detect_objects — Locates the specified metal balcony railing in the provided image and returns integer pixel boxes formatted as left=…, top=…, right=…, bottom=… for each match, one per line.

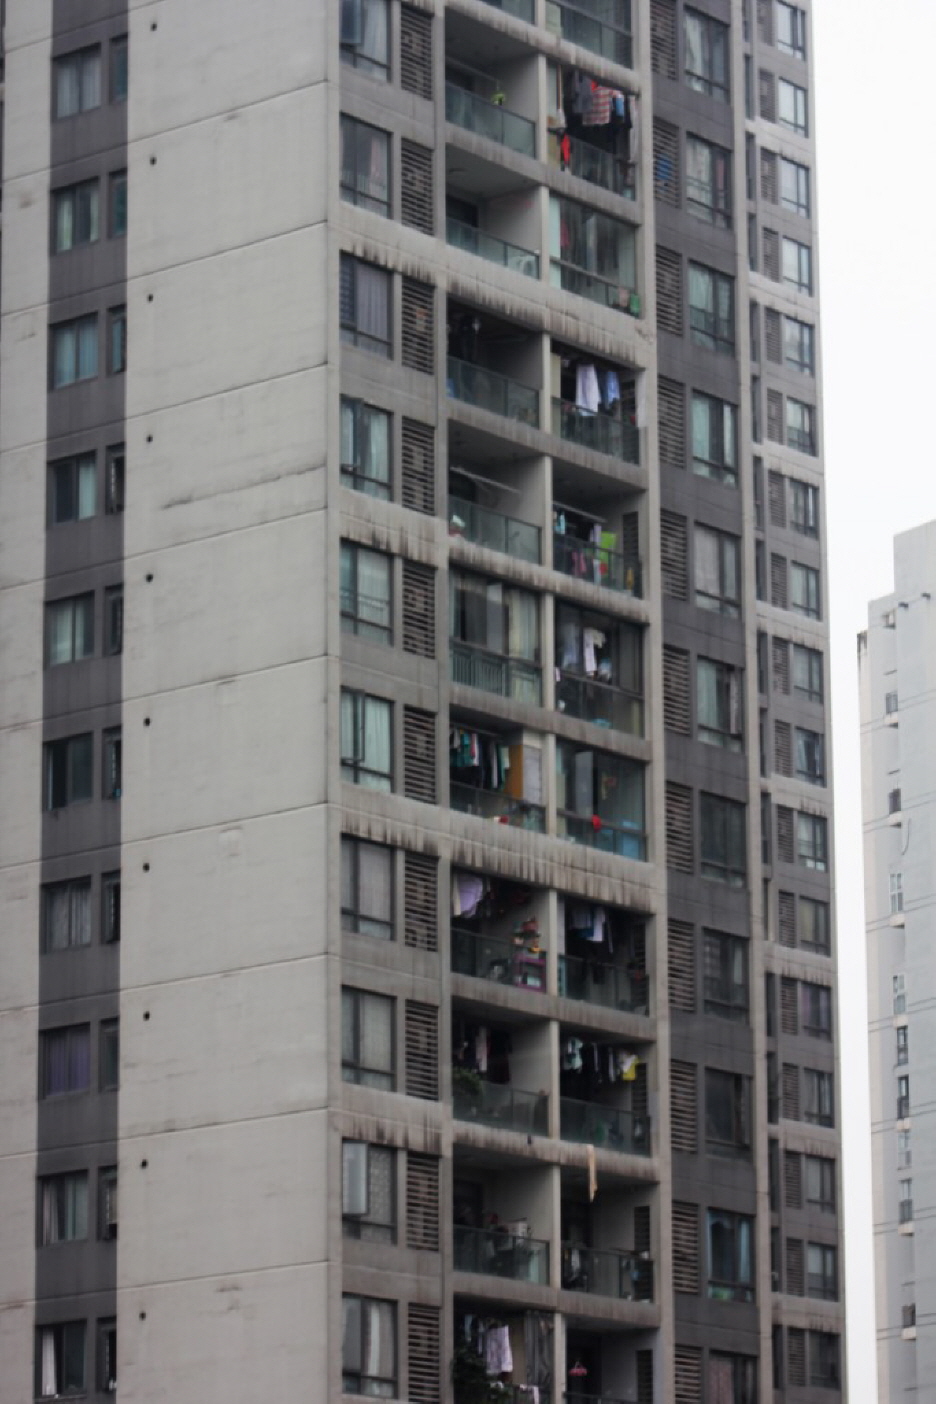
left=551, top=397, right=639, bottom=464
left=448, top=355, right=540, bottom=425
left=558, top=132, right=635, bottom=200
left=559, top=1097, right=650, bottom=1155
left=450, top=782, right=546, bottom=832
left=552, top=533, right=642, bottom=597
left=450, top=640, right=542, bottom=705
left=561, top=1243, right=653, bottom=1301
left=551, top=260, right=638, bottom=315
left=555, top=671, right=643, bottom=735
left=452, top=927, right=547, bottom=989
left=448, top=494, right=541, bottom=563
left=447, top=217, right=540, bottom=279
left=558, top=954, right=648, bottom=1013
left=454, top=1224, right=550, bottom=1284
left=453, top=1078, right=549, bottom=1135
left=556, top=811, right=646, bottom=861
left=445, top=82, right=536, bottom=158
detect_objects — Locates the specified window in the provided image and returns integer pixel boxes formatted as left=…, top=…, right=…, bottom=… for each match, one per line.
left=104, top=586, right=124, bottom=656
left=689, top=263, right=734, bottom=353
left=341, top=397, right=391, bottom=499
left=53, top=180, right=100, bottom=252
left=803, top=1068, right=834, bottom=1127
left=808, top=1332, right=840, bottom=1389
left=44, top=734, right=94, bottom=809
left=99, top=1167, right=118, bottom=1240
left=805, top=1155, right=835, bottom=1213
left=790, top=479, right=819, bottom=535
left=899, top=1178, right=913, bottom=1221
left=896, top=1026, right=909, bottom=1066
left=889, top=872, right=904, bottom=915
left=897, top=1073, right=910, bottom=1120
left=52, top=315, right=98, bottom=388
left=707, top=1209, right=754, bottom=1302
left=341, top=836, right=393, bottom=939
left=342, top=988, right=394, bottom=1089
left=796, top=812, right=827, bottom=870
left=39, top=1172, right=88, bottom=1244
left=100, top=1020, right=119, bottom=1090
left=703, top=931, right=749, bottom=1021
left=780, top=157, right=810, bottom=216
left=793, top=645, right=822, bottom=702
left=556, top=742, right=647, bottom=860
left=776, top=2, right=807, bottom=57
left=340, top=116, right=391, bottom=215
left=46, top=594, right=94, bottom=667
left=340, top=542, right=392, bottom=643
left=450, top=570, right=541, bottom=703
left=342, top=1295, right=396, bottom=1397
left=685, top=137, right=731, bottom=227
left=694, top=525, right=740, bottom=616
left=782, top=320, right=815, bottom=379
left=684, top=9, right=729, bottom=100
left=801, top=982, right=832, bottom=1038
left=103, top=728, right=122, bottom=800
left=102, top=873, right=121, bottom=943
left=697, top=658, right=743, bottom=750
left=98, top=1318, right=117, bottom=1393
left=342, top=1142, right=396, bottom=1242
left=340, top=0, right=390, bottom=80
left=36, top=1321, right=86, bottom=1398
left=782, top=236, right=812, bottom=292
left=50, top=452, right=97, bottom=524
left=701, top=793, right=747, bottom=886
left=108, top=306, right=127, bottom=373
left=790, top=562, right=820, bottom=618
left=708, top=1354, right=757, bottom=1404
left=786, top=398, right=816, bottom=454
left=110, top=35, right=128, bottom=102
left=42, top=878, right=92, bottom=951
left=41, top=1025, right=91, bottom=1097
left=799, top=897, right=830, bottom=954
left=706, top=1070, right=752, bottom=1156
left=897, top=1130, right=912, bottom=1170
left=893, top=973, right=906, bottom=1016
left=549, top=195, right=637, bottom=301
left=105, top=445, right=126, bottom=514
left=691, top=393, right=737, bottom=484
left=110, top=171, right=128, bottom=237
left=778, top=79, right=808, bottom=135
left=340, top=255, right=392, bottom=357
left=340, top=690, right=392, bottom=791
left=55, top=47, right=102, bottom=117
left=795, top=727, right=824, bottom=784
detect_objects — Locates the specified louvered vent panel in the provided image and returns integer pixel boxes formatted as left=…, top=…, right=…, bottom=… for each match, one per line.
left=401, top=277, right=434, bottom=374
left=650, top=0, right=677, bottom=78
left=661, top=511, right=688, bottom=599
left=402, top=560, right=436, bottom=658
left=768, top=467, right=786, bottom=524
left=666, top=783, right=694, bottom=874
left=772, top=637, right=790, bottom=692
left=401, top=419, right=435, bottom=515
left=781, top=977, right=799, bottom=1034
left=653, top=119, right=680, bottom=207
left=406, top=1153, right=440, bottom=1250
left=403, top=707, right=437, bottom=804
left=763, top=227, right=780, bottom=280
left=786, top=1238, right=805, bottom=1295
left=765, top=309, right=783, bottom=364
left=672, top=1203, right=700, bottom=1293
left=776, top=805, right=794, bottom=862
left=788, top=1329, right=806, bottom=1388
left=771, top=553, right=788, bottom=609
left=656, top=249, right=684, bottom=334
left=401, top=140, right=434, bottom=234
left=408, top=1304, right=441, bottom=1404
left=668, top=919, right=695, bottom=1011
left=778, top=891, right=797, bottom=947
left=636, top=1350, right=654, bottom=1404
left=663, top=647, right=691, bottom=735
left=767, top=388, right=785, bottom=442
left=674, top=1345, right=703, bottom=1404
left=400, top=6, right=433, bottom=99
left=774, top=720, right=792, bottom=776
left=760, top=149, right=778, bottom=203
left=757, top=0, right=774, bottom=42
left=404, top=851, right=437, bottom=951
left=404, top=1001, right=439, bottom=1100
left=782, top=1062, right=800, bottom=1120
left=670, top=1060, right=698, bottom=1153
left=759, top=68, right=776, bottom=121
left=784, top=1150, right=803, bottom=1207
left=658, top=376, right=685, bottom=464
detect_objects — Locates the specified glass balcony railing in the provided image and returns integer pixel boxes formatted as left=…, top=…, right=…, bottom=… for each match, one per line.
left=561, top=1244, right=653, bottom=1300
left=559, top=1097, right=650, bottom=1155
left=558, top=954, right=648, bottom=1012
left=545, top=0, right=633, bottom=67
left=452, top=927, right=548, bottom=990
left=552, top=533, right=642, bottom=596
left=556, top=812, right=646, bottom=860
left=445, top=82, right=536, bottom=158
left=453, top=1077, right=549, bottom=1135
left=454, top=1224, right=550, bottom=1284
left=447, top=217, right=540, bottom=279
left=448, top=494, right=541, bottom=563
left=559, top=132, right=635, bottom=200
left=551, top=397, right=639, bottom=464
left=551, top=260, right=639, bottom=316
left=448, top=355, right=540, bottom=425
left=451, top=640, right=542, bottom=705
left=555, top=672, right=643, bottom=735
left=480, top=0, right=535, bottom=19
left=450, top=781, right=546, bottom=832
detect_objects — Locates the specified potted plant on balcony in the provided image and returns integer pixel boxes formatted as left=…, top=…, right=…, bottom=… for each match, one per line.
left=452, top=1065, right=483, bottom=1116
left=452, top=1343, right=505, bottom=1404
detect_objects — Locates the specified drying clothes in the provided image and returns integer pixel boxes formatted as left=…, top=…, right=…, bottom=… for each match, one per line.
left=615, top=1050, right=639, bottom=1082
left=563, top=1036, right=584, bottom=1072
left=600, top=368, right=621, bottom=409
left=485, top=1326, right=513, bottom=1377
left=474, top=1026, right=489, bottom=1075
left=559, top=131, right=571, bottom=170
left=453, top=872, right=485, bottom=919
left=583, top=82, right=614, bottom=126
left=575, top=363, right=600, bottom=414
left=583, top=627, right=606, bottom=677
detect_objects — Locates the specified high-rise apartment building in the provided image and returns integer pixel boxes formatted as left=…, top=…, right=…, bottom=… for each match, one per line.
left=860, top=521, right=936, bottom=1401
left=0, top=0, right=843, bottom=1400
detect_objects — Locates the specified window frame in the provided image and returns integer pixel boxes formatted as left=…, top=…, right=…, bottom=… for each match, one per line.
left=705, top=1068, right=752, bottom=1156
left=342, top=1140, right=397, bottom=1243
left=105, top=445, right=126, bottom=515
left=807, top=1331, right=840, bottom=1389
left=98, top=1166, right=118, bottom=1241
left=803, top=1067, right=834, bottom=1127
left=784, top=317, right=815, bottom=376
left=52, top=179, right=101, bottom=253
left=110, top=34, right=129, bottom=103
left=795, top=726, right=825, bottom=784
left=54, top=46, right=102, bottom=118
left=102, top=872, right=121, bottom=944
left=39, top=1171, right=89, bottom=1245
left=44, top=733, right=94, bottom=810
left=341, top=987, right=395, bottom=1090
left=340, top=541, right=393, bottom=644
left=341, top=835, right=394, bottom=940
left=51, top=314, right=99, bottom=389
left=775, top=1, right=807, bottom=58
left=107, top=305, right=127, bottom=374
left=340, top=254, right=393, bottom=358
left=796, top=811, right=828, bottom=871
left=102, top=728, right=122, bottom=800
left=694, top=525, right=741, bottom=617
left=789, top=479, right=819, bottom=535
left=339, top=0, right=391, bottom=81
left=805, top=1155, right=835, bottom=1213
left=340, top=114, right=391, bottom=216
left=340, top=689, right=393, bottom=791
left=697, top=657, right=743, bottom=750
left=685, top=135, right=732, bottom=228
left=40, top=1024, right=92, bottom=1098
left=46, top=594, right=95, bottom=668
left=342, top=1293, right=397, bottom=1398
left=684, top=8, right=729, bottom=101
left=49, top=452, right=97, bottom=525
left=707, top=1353, right=757, bottom=1404
left=778, top=77, right=809, bottom=135
left=782, top=235, right=812, bottom=292
left=786, top=397, right=816, bottom=454
left=799, top=896, right=830, bottom=954
left=700, top=792, right=747, bottom=887
left=340, top=396, right=392, bottom=499
left=99, top=1020, right=120, bottom=1090
left=792, top=644, right=823, bottom=701
left=790, top=561, right=821, bottom=618
left=109, top=170, right=128, bottom=238
left=688, top=263, right=735, bottom=354
left=707, top=1208, right=755, bottom=1303
left=800, top=981, right=832, bottom=1039
left=42, top=877, right=92, bottom=952
left=780, top=157, right=810, bottom=216
left=691, top=392, right=737, bottom=484
left=703, top=930, right=749, bottom=1022
left=35, top=1321, right=87, bottom=1398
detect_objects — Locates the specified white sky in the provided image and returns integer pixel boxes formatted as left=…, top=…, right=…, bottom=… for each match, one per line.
left=813, top=1, right=936, bottom=1394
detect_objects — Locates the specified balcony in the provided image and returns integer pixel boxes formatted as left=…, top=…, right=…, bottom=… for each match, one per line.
left=450, top=781, right=546, bottom=831
left=447, top=216, right=540, bottom=279
left=559, top=954, right=646, bottom=1012
left=561, top=1244, right=653, bottom=1301
left=453, top=1075, right=549, bottom=1136
left=454, top=1223, right=550, bottom=1284
left=453, top=927, right=547, bottom=990
left=556, top=672, right=643, bottom=734
left=551, top=260, right=639, bottom=315
left=557, top=811, right=645, bottom=860
left=451, top=640, right=542, bottom=705
left=557, top=131, right=635, bottom=201
left=446, top=82, right=536, bottom=158
left=545, top=0, right=633, bottom=67
left=449, top=493, right=541, bottom=563
left=448, top=355, right=540, bottom=425
left=560, top=1097, right=650, bottom=1155
left=551, top=398, right=639, bottom=465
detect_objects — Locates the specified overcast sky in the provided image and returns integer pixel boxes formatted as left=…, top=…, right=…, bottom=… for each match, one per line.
left=813, top=1, right=936, bottom=1394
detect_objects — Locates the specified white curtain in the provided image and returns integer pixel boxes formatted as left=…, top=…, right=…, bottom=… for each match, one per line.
left=40, top=1329, right=57, bottom=1398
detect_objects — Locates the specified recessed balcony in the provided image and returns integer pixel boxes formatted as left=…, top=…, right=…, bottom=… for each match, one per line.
left=560, top=1097, right=650, bottom=1155
left=448, top=355, right=539, bottom=425
left=449, top=490, right=541, bottom=564
left=446, top=80, right=536, bottom=158
left=453, top=1075, right=549, bottom=1135
left=454, top=1222, right=550, bottom=1283
left=545, top=0, right=633, bottom=67
left=447, top=215, right=540, bottom=279
left=561, top=1243, right=653, bottom=1301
